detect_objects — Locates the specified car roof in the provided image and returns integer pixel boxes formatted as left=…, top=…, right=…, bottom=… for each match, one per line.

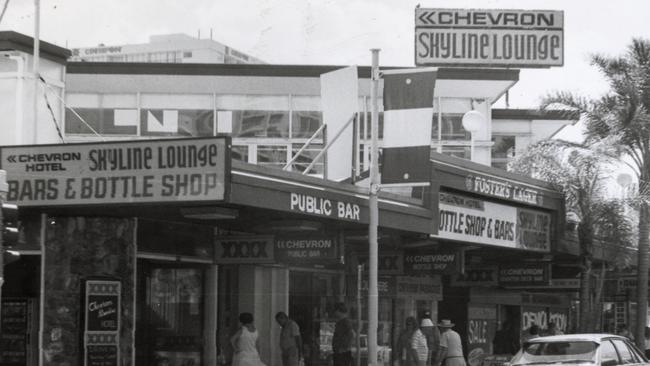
left=526, top=334, right=630, bottom=344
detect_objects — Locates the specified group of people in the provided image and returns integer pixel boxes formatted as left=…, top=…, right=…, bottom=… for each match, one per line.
left=228, top=305, right=466, bottom=366
left=397, top=313, right=466, bottom=366
left=228, top=302, right=356, bottom=366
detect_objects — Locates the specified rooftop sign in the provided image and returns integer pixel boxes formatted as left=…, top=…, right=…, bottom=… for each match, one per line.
left=0, top=137, right=229, bottom=206
left=415, top=8, right=564, bottom=67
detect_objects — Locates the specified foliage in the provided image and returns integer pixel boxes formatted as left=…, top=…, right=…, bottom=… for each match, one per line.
left=537, top=38, right=650, bottom=340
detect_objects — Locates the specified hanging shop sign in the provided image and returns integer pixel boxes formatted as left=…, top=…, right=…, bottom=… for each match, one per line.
left=450, top=266, right=498, bottom=287
left=467, top=304, right=497, bottom=366
left=498, top=263, right=550, bottom=287
left=83, top=279, right=121, bottom=366
left=358, top=252, right=404, bottom=275
left=415, top=8, right=564, bottom=67
left=403, top=249, right=457, bottom=275
left=437, top=192, right=551, bottom=252
left=215, top=236, right=275, bottom=264
left=395, top=275, right=442, bottom=298
left=274, top=235, right=339, bottom=263
left=0, top=137, right=229, bottom=207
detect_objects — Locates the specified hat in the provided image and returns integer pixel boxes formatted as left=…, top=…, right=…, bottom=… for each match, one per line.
left=438, top=319, right=455, bottom=328
left=421, top=319, right=434, bottom=327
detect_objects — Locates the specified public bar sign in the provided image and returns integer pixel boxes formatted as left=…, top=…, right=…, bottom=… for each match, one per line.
left=0, top=137, right=229, bottom=207
left=437, top=192, right=551, bottom=252
left=415, top=8, right=564, bottom=67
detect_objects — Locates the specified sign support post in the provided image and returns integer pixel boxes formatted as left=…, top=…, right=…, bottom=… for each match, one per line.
left=368, top=48, right=380, bottom=366
left=0, top=170, right=6, bottom=314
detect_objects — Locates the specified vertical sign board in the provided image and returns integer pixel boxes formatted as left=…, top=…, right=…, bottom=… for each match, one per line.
left=84, top=279, right=121, bottom=366
left=467, top=304, right=497, bottom=366
left=415, top=8, right=564, bottom=67
left=1, top=298, right=30, bottom=366
left=0, top=137, right=229, bottom=207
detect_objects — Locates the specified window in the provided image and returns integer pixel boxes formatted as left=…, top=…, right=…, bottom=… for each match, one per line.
left=291, top=144, right=324, bottom=175
left=492, top=135, right=516, bottom=170
left=65, top=108, right=138, bottom=135
left=183, top=51, right=193, bottom=58
left=256, top=145, right=288, bottom=169
left=612, top=339, right=638, bottom=363
left=231, top=145, right=249, bottom=163
left=440, top=114, right=469, bottom=140
left=600, top=340, right=620, bottom=366
left=292, top=111, right=323, bottom=138
left=140, top=109, right=214, bottom=137
left=232, top=111, right=290, bottom=138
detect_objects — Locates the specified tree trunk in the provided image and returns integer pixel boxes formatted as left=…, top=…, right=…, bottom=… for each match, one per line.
left=579, top=258, right=592, bottom=333
left=636, top=203, right=650, bottom=348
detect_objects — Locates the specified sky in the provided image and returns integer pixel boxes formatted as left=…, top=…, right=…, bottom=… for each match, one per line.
left=2, top=0, right=650, bottom=110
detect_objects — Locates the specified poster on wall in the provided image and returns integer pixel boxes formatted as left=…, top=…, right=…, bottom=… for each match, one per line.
left=83, top=279, right=121, bottom=366
left=467, top=304, right=497, bottom=366
left=437, top=192, right=551, bottom=252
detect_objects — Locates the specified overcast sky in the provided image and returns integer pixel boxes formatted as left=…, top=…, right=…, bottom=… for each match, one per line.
left=2, top=0, right=650, bottom=109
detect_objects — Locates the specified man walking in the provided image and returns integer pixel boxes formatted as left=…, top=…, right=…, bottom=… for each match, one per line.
left=332, top=303, right=354, bottom=366
left=434, top=319, right=466, bottom=366
left=275, top=312, right=303, bottom=366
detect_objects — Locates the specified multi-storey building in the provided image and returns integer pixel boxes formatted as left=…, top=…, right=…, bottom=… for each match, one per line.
left=0, top=31, right=582, bottom=366
left=69, top=33, right=265, bottom=64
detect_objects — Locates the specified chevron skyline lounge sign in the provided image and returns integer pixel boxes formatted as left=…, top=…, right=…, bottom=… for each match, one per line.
left=415, top=8, right=564, bottom=67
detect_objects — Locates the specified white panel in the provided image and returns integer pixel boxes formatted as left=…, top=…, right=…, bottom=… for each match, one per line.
left=114, top=109, right=138, bottom=126
left=101, top=94, right=138, bottom=108
left=146, top=110, right=178, bottom=132
left=141, top=93, right=213, bottom=109
left=216, top=94, right=289, bottom=111
left=383, top=109, right=434, bottom=147
left=66, top=93, right=100, bottom=108
left=217, top=111, right=233, bottom=133
left=321, top=66, right=358, bottom=182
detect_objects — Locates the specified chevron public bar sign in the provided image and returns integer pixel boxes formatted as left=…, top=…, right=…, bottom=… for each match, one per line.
left=415, top=8, right=564, bottom=68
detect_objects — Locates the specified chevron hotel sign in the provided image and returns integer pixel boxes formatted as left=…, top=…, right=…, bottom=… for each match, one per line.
left=415, top=8, right=564, bottom=67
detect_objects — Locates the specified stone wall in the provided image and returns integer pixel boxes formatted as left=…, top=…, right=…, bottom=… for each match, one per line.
left=42, top=216, right=135, bottom=366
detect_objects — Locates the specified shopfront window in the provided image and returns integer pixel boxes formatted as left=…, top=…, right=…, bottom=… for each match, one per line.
left=292, top=111, right=323, bottom=138
left=137, top=263, right=205, bottom=366
left=65, top=107, right=138, bottom=135
left=492, top=135, right=515, bottom=170
left=291, top=144, right=324, bottom=175
left=257, top=145, right=288, bottom=169
left=140, top=109, right=214, bottom=137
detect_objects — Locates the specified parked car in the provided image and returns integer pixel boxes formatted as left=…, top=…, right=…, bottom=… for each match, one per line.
left=509, top=334, right=648, bottom=366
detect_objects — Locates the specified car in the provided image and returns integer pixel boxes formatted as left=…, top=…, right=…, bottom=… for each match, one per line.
left=508, top=334, right=649, bottom=366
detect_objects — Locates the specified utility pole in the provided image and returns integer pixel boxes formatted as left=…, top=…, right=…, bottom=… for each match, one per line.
left=33, top=0, right=40, bottom=144
left=0, top=170, right=7, bottom=308
left=368, top=48, right=380, bottom=366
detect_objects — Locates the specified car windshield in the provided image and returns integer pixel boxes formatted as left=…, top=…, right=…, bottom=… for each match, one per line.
left=511, top=341, right=598, bottom=365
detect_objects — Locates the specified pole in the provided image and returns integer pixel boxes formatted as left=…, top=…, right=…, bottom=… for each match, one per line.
left=33, top=0, right=40, bottom=144
left=368, top=48, right=380, bottom=366
left=356, top=264, right=363, bottom=366
left=0, top=170, right=7, bottom=319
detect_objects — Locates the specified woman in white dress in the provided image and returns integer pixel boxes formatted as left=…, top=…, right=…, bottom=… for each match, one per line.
left=231, top=312, right=267, bottom=366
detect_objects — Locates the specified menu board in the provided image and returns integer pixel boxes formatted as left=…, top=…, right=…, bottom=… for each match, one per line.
left=86, top=345, right=118, bottom=366
left=83, top=279, right=121, bottom=366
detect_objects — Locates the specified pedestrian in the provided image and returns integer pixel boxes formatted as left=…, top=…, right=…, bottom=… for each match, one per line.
left=522, top=324, right=541, bottom=344
left=231, top=312, right=266, bottom=366
left=407, top=316, right=429, bottom=366
left=644, top=327, right=650, bottom=358
left=275, top=312, right=303, bottom=366
left=434, top=319, right=466, bottom=366
left=419, top=312, right=440, bottom=366
left=546, top=322, right=563, bottom=336
left=332, top=302, right=354, bottom=366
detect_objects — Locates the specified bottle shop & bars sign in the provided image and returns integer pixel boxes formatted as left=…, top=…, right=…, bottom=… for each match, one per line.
left=415, top=8, right=564, bottom=67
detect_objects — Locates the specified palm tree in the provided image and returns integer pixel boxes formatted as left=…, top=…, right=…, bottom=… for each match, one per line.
left=510, top=139, right=634, bottom=332
left=540, top=38, right=650, bottom=343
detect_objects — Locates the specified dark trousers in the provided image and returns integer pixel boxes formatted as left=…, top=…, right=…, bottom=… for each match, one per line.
left=333, top=351, right=352, bottom=366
